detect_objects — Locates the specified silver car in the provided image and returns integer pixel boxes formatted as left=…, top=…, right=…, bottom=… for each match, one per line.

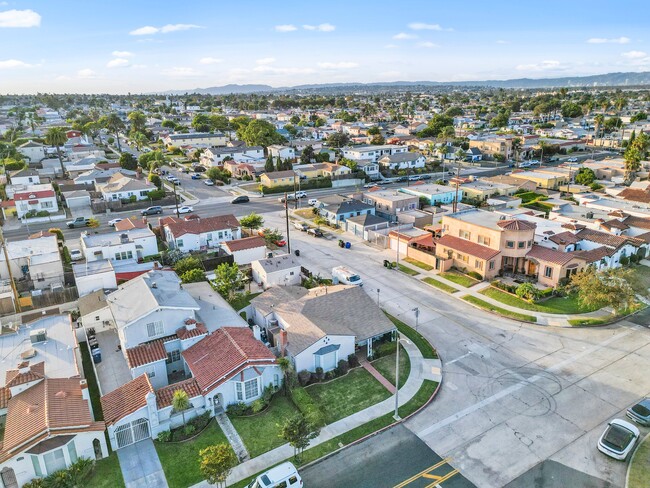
left=627, top=398, right=650, bottom=426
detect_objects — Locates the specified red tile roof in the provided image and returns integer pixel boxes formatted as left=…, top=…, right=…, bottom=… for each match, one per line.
left=548, top=231, right=579, bottom=246
left=526, top=245, right=583, bottom=266
left=176, top=323, right=208, bottom=341
left=14, top=190, right=55, bottom=200
left=162, top=214, right=240, bottom=238
left=155, top=378, right=202, bottom=409
left=5, top=362, right=45, bottom=388
left=571, top=246, right=613, bottom=263
left=576, top=228, right=641, bottom=249
left=182, top=327, right=276, bottom=394
left=223, top=236, right=266, bottom=252
left=561, top=222, right=586, bottom=230
left=601, top=219, right=629, bottom=231
left=496, top=219, right=536, bottom=231
left=101, top=374, right=154, bottom=426
left=618, top=188, right=650, bottom=204
left=0, top=387, right=11, bottom=409
left=623, top=215, right=650, bottom=230
left=115, top=217, right=149, bottom=232
left=436, top=235, right=500, bottom=261
left=125, top=340, right=167, bottom=369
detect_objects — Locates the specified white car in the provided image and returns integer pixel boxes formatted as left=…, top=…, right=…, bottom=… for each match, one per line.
left=567, top=157, right=579, bottom=162
left=177, top=206, right=194, bottom=214
left=204, top=179, right=215, bottom=186
left=294, top=190, right=306, bottom=198
left=308, top=198, right=318, bottom=206
left=108, top=218, right=123, bottom=227
left=70, top=249, right=83, bottom=261
left=597, top=418, right=640, bottom=460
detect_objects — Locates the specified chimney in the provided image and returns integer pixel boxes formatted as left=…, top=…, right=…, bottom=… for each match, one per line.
left=280, top=329, right=288, bottom=357
left=153, top=261, right=160, bottom=270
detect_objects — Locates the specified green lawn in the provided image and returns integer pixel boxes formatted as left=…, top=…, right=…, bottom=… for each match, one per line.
left=305, top=368, right=391, bottom=424
left=629, top=434, right=650, bottom=488
left=440, top=271, right=478, bottom=288
left=228, top=292, right=262, bottom=312
left=385, top=313, right=438, bottom=359
left=631, top=265, right=650, bottom=296
left=229, top=395, right=300, bottom=458
left=79, top=342, right=104, bottom=421
left=155, top=420, right=234, bottom=488
left=86, top=454, right=125, bottom=488
left=397, top=263, right=419, bottom=276
left=568, top=317, right=611, bottom=326
left=481, top=287, right=599, bottom=314
left=463, top=295, right=537, bottom=322
left=422, top=277, right=458, bottom=293
left=404, top=257, right=434, bottom=271
left=371, top=344, right=410, bottom=387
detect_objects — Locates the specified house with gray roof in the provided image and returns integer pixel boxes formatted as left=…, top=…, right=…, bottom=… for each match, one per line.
left=250, top=285, right=396, bottom=373
left=316, top=195, right=375, bottom=226
left=251, top=254, right=302, bottom=288
left=96, top=173, right=153, bottom=202
left=378, top=151, right=426, bottom=170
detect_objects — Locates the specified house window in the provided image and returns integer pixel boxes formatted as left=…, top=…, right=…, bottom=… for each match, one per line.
left=475, top=260, right=483, bottom=270
left=43, top=448, right=66, bottom=475
left=456, top=253, right=468, bottom=263
left=544, top=266, right=553, bottom=278
left=459, top=230, right=471, bottom=240
left=41, top=201, right=54, bottom=209
left=67, top=441, right=78, bottom=463
left=31, top=455, right=43, bottom=477
left=166, top=350, right=181, bottom=364
left=518, top=241, right=525, bottom=249
left=489, top=260, right=495, bottom=270
left=506, top=241, right=515, bottom=249
left=146, top=321, right=164, bottom=338
left=478, top=235, right=491, bottom=246
left=177, top=239, right=184, bottom=248
left=147, top=370, right=156, bottom=378
left=235, top=377, right=260, bottom=401
left=527, top=240, right=533, bottom=247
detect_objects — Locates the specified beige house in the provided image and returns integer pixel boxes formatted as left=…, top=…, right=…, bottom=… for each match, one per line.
left=260, top=170, right=297, bottom=188
left=469, top=136, right=514, bottom=159
left=508, top=169, right=569, bottom=190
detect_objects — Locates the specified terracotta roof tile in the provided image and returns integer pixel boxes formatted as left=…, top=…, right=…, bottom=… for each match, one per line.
left=163, top=214, right=240, bottom=238
left=548, top=231, right=580, bottom=246
left=618, top=188, right=650, bottom=204
left=526, top=245, right=583, bottom=266
left=496, top=219, right=536, bottom=231
left=101, top=374, right=153, bottom=426
left=155, top=378, right=202, bottom=409
left=571, top=246, right=613, bottom=263
left=5, top=362, right=45, bottom=388
left=115, top=217, right=149, bottom=232
left=0, top=387, right=11, bottom=409
left=561, top=222, right=586, bottom=230
left=601, top=219, right=629, bottom=230
left=436, top=235, right=500, bottom=261
left=576, top=228, right=640, bottom=249
left=223, top=236, right=266, bottom=252
left=176, top=323, right=208, bottom=341
left=623, top=215, right=650, bottom=230
left=182, top=327, right=275, bottom=394
left=125, top=340, right=167, bottom=368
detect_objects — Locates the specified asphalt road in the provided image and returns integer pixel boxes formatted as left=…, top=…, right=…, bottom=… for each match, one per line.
left=300, top=425, right=475, bottom=488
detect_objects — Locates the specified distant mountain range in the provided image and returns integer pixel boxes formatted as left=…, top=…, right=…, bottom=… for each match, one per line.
left=159, top=71, right=650, bottom=95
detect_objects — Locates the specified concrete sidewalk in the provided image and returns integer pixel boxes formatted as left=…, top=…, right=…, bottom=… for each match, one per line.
left=191, top=339, right=433, bottom=488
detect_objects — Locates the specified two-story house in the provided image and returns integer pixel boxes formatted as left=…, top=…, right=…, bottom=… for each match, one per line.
left=160, top=214, right=241, bottom=251
left=81, top=227, right=158, bottom=262
left=362, top=190, right=419, bottom=222
left=163, top=132, right=227, bottom=148
left=0, top=234, right=64, bottom=290
left=17, top=140, right=45, bottom=162
left=342, top=144, right=408, bottom=163
left=268, top=145, right=296, bottom=160
left=400, top=184, right=462, bottom=206
left=201, top=145, right=264, bottom=166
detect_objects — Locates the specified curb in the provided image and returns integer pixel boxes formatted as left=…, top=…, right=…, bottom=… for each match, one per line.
left=626, top=430, right=650, bottom=488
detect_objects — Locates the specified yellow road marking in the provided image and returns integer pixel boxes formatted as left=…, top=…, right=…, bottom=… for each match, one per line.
left=422, top=473, right=443, bottom=480
left=424, top=468, right=459, bottom=488
left=392, top=458, right=451, bottom=488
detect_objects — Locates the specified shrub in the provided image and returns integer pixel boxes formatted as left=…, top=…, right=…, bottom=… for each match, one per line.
left=251, top=399, right=266, bottom=414
left=297, top=369, right=312, bottom=386
left=290, top=387, right=325, bottom=426
left=262, top=384, right=274, bottom=403
left=49, top=227, right=65, bottom=242
left=491, top=280, right=517, bottom=294
left=23, top=479, right=46, bottom=488
left=467, top=271, right=483, bottom=280
left=336, top=359, right=349, bottom=376
left=348, top=353, right=360, bottom=368
left=374, top=341, right=397, bottom=359
left=62, top=246, right=72, bottom=265
left=226, top=402, right=249, bottom=416
left=148, top=189, right=166, bottom=200
left=324, top=370, right=336, bottom=381
left=183, top=424, right=197, bottom=436
left=314, top=367, right=324, bottom=381
left=619, top=256, right=630, bottom=266
left=157, top=430, right=172, bottom=442
left=516, top=282, right=540, bottom=302
left=539, top=288, right=554, bottom=299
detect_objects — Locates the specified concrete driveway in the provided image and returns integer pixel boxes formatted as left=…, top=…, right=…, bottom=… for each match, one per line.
left=116, top=439, right=168, bottom=488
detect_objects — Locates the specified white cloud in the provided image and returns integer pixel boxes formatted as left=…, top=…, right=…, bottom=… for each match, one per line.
left=162, top=66, right=203, bottom=77
left=77, top=68, right=97, bottom=79
left=303, top=23, right=335, bottom=32
left=393, top=32, right=417, bottom=40
left=496, top=40, right=508, bottom=44
left=418, top=42, right=438, bottom=48
left=275, top=24, right=297, bottom=32
left=199, top=57, right=223, bottom=65
left=112, top=51, right=134, bottom=57
left=516, top=60, right=564, bottom=71
left=0, top=9, right=41, bottom=28
left=622, top=50, right=647, bottom=59
left=587, top=37, right=630, bottom=44
left=317, top=61, right=359, bottom=69
left=408, top=22, right=452, bottom=31
left=0, top=59, right=34, bottom=69
left=256, top=57, right=276, bottom=65
left=130, top=24, right=202, bottom=35
left=107, top=58, right=130, bottom=68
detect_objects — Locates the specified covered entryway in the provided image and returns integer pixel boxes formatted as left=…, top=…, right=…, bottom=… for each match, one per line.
left=115, top=418, right=151, bottom=448
left=0, top=467, right=18, bottom=488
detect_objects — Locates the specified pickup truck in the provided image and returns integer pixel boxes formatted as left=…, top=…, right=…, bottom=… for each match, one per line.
left=67, top=217, right=91, bottom=229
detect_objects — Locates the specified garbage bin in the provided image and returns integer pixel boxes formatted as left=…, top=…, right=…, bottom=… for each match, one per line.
left=294, top=249, right=300, bottom=256
left=383, top=259, right=390, bottom=268
left=345, top=242, right=351, bottom=249
left=338, top=239, right=345, bottom=248
left=91, top=348, right=102, bottom=364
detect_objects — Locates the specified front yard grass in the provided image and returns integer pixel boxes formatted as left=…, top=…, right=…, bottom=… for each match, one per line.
left=371, top=344, right=410, bottom=387
left=404, top=257, right=434, bottom=271
left=155, top=420, right=233, bottom=488
left=629, top=433, right=650, bottom=488
left=422, top=277, right=458, bottom=294
left=385, top=313, right=438, bottom=359
left=463, top=295, right=537, bottom=322
left=228, top=292, right=262, bottom=312
left=305, top=368, right=391, bottom=424
left=293, top=208, right=316, bottom=220
left=397, top=263, right=419, bottom=276
left=86, top=454, right=125, bottom=488
left=440, top=271, right=478, bottom=288
left=480, top=287, right=598, bottom=314
left=631, top=265, right=650, bottom=296
left=229, top=395, right=300, bottom=458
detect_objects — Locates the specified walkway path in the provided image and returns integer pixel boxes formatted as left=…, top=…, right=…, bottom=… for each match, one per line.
left=116, top=439, right=168, bottom=488
left=191, top=339, right=430, bottom=488
left=360, top=356, right=396, bottom=393
left=214, top=405, right=250, bottom=462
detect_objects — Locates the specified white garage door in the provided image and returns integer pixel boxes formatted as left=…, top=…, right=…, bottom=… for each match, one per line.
left=115, top=418, right=150, bottom=448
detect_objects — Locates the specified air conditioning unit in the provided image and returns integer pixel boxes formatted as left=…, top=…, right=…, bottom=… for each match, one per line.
left=30, top=329, right=47, bottom=344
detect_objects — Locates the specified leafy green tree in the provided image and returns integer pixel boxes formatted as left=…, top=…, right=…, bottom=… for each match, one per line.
left=199, top=444, right=238, bottom=487
left=131, top=131, right=149, bottom=151
left=631, top=111, right=648, bottom=123
left=289, top=115, right=301, bottom=125
left=489, top=109, right=511, bottom=128
left=561, top=102, right=583, bottom=118
left=174, top=256, right=202, bottom=275
left=206, top=167, right=231, bottom=184
left=593, top=114, right=605, bottom=138
left=569, top=267, right=637, bottom=314
left=127, top=111, right=147, bottom=134
left=261, top=228, right=283, bottom=246
left=100, top=113, right=126, bottom=152
left=240, top=213, right=264, bottom=234
left=238, top=119, right=285, bottom=147
left=191, top=113, right=211, bottom=132
left=180, top=268, right=206, bottom=283
left=624, top=146, right=642, bottom=183
left=171, top=389, right=190, bottom=426
left=264, top=155, right=275, bottom=173
left=119, top=152, right=138, bottom=171
left=511, top=137, right=522, bottom=167
left=44, top=127, right=67, bottom=176
left=418, top=114, right=454, bottom=138
left=370, top=134, right=385, bottom=145
left=301, top=145, right=315, bottom=164
left=213, top=262, right=245, bottom=301
left=148, top=173, right=162, bottom=189
left=367, top=126, right=381, bottom=136
left=574, top=167, right=596, bottom=186
left=326, top=131, right=350, bottom=148
left=278, top=414, right=321, bottom=461
left=339, top=158, right=358, bottom=171
left=209, top=114, right=230, bottom=132
left=276, top=357, right=292, bottom=395
left=161, top=119, right=176, bottom=129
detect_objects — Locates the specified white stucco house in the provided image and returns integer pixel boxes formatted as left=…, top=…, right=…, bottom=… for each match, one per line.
left=251, top=254, right=301, bottom=288
left=73, top=260, right=118, bottom=297
left=160, top=214, right=241, bottom=252
left=17, top=140, right=45, bottom=162
left=268, top=145, right=296, bottom=160
left=378, top=152, right=426, bottom=171
left=96, top=173, right=154, bottom=202
left=222, top=236, right=267, bottom=265
left=0, top=234, right=63, bottom=290
left=81, top=227, right=158, bottom=263
left=11, top=184, right=59, bottom=219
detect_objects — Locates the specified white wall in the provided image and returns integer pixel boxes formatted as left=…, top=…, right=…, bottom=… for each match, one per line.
left=293, top=335, right=355, bottom=373
left=209, top=364, right=281, bottom=408
left=230, top=246, right=267, bottom=265
left=121, top=308, right=196, bottom=349
left=131, top=360, right=168, bottom=389
left=81, top=306, right=114, bottom=333
left=77, top=270, right=117, bottom=296
left=252, top=265, right=301, bottom=288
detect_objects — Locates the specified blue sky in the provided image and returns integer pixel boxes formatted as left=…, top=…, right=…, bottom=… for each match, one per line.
left=1, top=0, right=649, bottom=94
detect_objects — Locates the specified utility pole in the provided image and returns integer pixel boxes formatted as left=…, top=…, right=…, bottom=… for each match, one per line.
left=173, top=181, right=179, bottom=218
left=453, top=159, right=461, bottom=213
left=284, top=192, right=291, bottom=254
left=0, top=227, right=21, bottom=313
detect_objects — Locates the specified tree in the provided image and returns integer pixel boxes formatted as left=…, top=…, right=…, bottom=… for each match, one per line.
left=511, top=137, right=522, bottom=167
left=593, top=114, right=605, bottom=139
left=631, top=111, right=648, bottom=123
left=568, top=267, right=637, bottom=314
left=574, top=167, right=596, bottom=186
left=206, top=167, right=231, bottom=184
left=191, top=113, right=211, bottom=132
left=240, top=213, right=264, bottom=235
left=44, top=127, right=67, bottom=176
left=174, top=256, right=202, bottom=275
left=213, top=262, right=245, bottom=301
left=561, top=102, right=583, bottom=118
left=127, top=111, right=147, bottom=134
left=264, top=155, right=275, bottom=173
left=119, top=152, right=138, bottom=171
left=209, top=114, right=230, bottom=132
left=624, top=146, right=642, bottom=183
left=367, top=126, right=381, bottom=136
left=301, top=145, right=315, bottom=164
left=277, top=356, right=292, bottom=395
left=100, top=113, right=126, bottom=152
left=279, top=414, right=320, bottom=461
left=339, top=158, right=357, bottom=171
left=515, top=282, right=540, bottom=302
left=418, top=114, right=454, bottom=138
left=238, top=119, right=285, bottom=147
left=489, top=109, right=511, bottom=128
left=181, top=268, right=206, bottom=283
left=171, top=389, right=190, bottom=426
left=199, top=444, right=238, bottom=487
left=261, top=228, right=283, bottom=247
left=326, top=131, right=350, bottom=148
left=148, top=173, right=162, bottom=189
left=132, top=131, right=149, bottom=151
left=370, top=134, right=385, bottom=145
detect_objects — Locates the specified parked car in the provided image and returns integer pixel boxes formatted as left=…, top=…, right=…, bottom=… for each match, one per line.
left=177, top=206, right=194, bottom=214
left=626, top=398, right=650, bottom=426
left=597, top=419, right=639, bottom=460
left=307, top=227, right=323, bottom=237
left=141, top=206, right=163, bottom=216
left=332, top=266, right=363, bottom=287
left=204, top=179, right=215, bottom=186
left=294, top=190, right=306, bottom=198
left=108, top=218, right=123, bottom=227
left=278, top=194, right=296, bottom=203
left=274, top=239, right=286, bottom=247
left=191, top=174, right=201, bottom=180
left=66, top=217, right=91, bottom=229
left=363, top=182, right=377, bottom=188
left=396, top=176, right=408, bottom=182
left=293, top=221, right=309, bottom=231
left=247, top=462, right=301, bottom=488
left=409, top=175, right=420, bottom=181
left=231, top=195, right=250, bottom=204
left=378, top=180, right=391, bottom=185
left=567, top=157, right=579, bottom=162
left=70, top=249, right=83, bottom=261
left=192, top=165, right=207, bottom=173
left=420, top=174, right=432, bottom=180
left=447, top=171, right=454, bottom=176
left=307, top=198, right=318, bottom=206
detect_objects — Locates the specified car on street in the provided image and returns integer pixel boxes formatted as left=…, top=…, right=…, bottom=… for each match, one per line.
left=307, top=228, right=324, bottom=237
left=378, top=180, right=391, bottom=185
left=231, top=195, right=249, bottom=204
left=294, top=190, right=307, bottom=198
left=626, top=398, right=650, bottom=426
left=192, top=165, right=207, bottom=173
left=66, top=217, right=91, bottom=228
left=274, top=239, right=286, bottom=247
left=108, top=218, right=123, bottom=227
left=278, top=194, right=296, bottom=203
left=409, top=175, right=420, bottom=181
left=420, top=174, right=432, bottom=180
left=141, top=206, right=163, bottom=216
left=191, top=173, right=201, bottom=180
left=70, top=249, right=83, bottom=261
left=447, top=171, right=454, bottom=176
left=177, top=206, right=194, bottom=214
left=293, top=221, right=309, bottom=231
left=363, top=182, right=377, bottom=188
left=169, top=177, right=181, bottom=185
left=597, top=418, right=639, bottom=460
left=307, top=198, right=318, bottom=206
left=396, top=176, right=408, bottom=182
left=204, top=179, right=215, bottom=186
left=567, top=157, right=579, bottom=162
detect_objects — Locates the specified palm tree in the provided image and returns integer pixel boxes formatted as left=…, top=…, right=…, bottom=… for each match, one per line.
left=44, top=127, right=67, bottom=177
left=594, top=114, right=605, bottom=140
left=172, top=389, right=190, bottom=427
left=277, top=357, right=292, bottom=396
left=127, top=111, right=147, bottom=134
left=102, top=113, right=125, bottom=152
left=624, top=147, right=642, bottom=184
left=132, top=132, right=149, bottom=151
left=511, top=137, right=522, bottom=168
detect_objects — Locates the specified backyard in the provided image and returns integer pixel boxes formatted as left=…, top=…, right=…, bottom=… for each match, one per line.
left=228, top=292, right=262, bottom=312
left=440, top=271, right=478, bottom=288
left=371, top=344, right=410, bottom=387
left=480, top=287, right=601, bottom=314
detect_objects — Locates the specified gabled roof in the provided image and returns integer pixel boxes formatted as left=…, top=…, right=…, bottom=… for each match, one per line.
left=182, top=327, right=276, bottom=394
left=161, top=214, right=240, bottom=238
left=155, top=378, right=202, bottom=409
left=223, top=236, right=266, bottom=252
left=5, top=362, right=45, bottom=388
left=125, top=340, right=167, bottom=369
left=526, top=244, right=583, bottom=266
left=575, top=228, right=641, bottom=249
left=548, top=231, right=580, bottom=245
left=623, top=214, right=650, bottom=230
left=100, top=173, right=151, bottom=194
left=379, top=152, right=424, bottom=163
left=571, top=246, right=613, bottom=263
left=101, top=374, right=154, bottom=426
left=262, top=170, right=296, bottom=180
left=436, top=235, right=500, bottom=261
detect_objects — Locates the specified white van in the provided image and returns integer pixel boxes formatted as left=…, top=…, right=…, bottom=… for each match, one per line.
left=247, top=462, right=302, bottom=488
left=332, top=266, right=363, bottom=287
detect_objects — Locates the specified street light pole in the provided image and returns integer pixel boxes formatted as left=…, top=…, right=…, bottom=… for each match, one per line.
left=173, top=181, right=180, bottom=217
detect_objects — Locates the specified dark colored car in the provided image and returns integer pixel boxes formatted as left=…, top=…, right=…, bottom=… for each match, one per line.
left=396, top=176, right=408, bottom=182
left=307, top=228, right=324, bottom=237
left=420, top=174, right=432, bottom=180
left=192, top=165, right=207, bottom=173
left=231, top=195, right=250, bottom=204
left=627, top=398, right=650, bottom=426
left=141, top=206, right=163, bottom=215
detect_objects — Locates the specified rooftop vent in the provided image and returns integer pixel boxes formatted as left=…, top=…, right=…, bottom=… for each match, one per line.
left=30, top=329, right=47, bottom=344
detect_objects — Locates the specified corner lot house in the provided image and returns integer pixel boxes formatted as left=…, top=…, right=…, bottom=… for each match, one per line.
left=316, top=195, right=375, bottom=226
left=400, top=184, right=462, bottom=206
left=378, top=152, right=426, bottom=170
left=259, top=170, right=297, bottom=188
left=161, top=214, right=241, bottom=251
left=342, top=144, right=408, bottom=162
left=252, top=254, right=302, bottom=288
